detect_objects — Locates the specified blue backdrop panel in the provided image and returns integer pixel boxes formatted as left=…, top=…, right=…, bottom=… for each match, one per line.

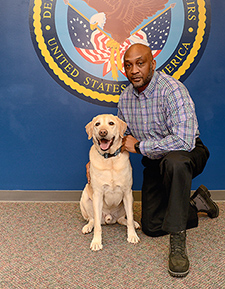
left=0, top=0, right=224, bottom=190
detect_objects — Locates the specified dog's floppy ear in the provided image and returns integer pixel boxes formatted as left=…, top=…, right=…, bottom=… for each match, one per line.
left=85, top=120, right=93, bottom=140
left=116, top=117, right=127, bottom=138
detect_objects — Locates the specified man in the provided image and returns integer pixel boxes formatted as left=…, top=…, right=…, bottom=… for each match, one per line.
left=118, top=43, right=219, bottom=277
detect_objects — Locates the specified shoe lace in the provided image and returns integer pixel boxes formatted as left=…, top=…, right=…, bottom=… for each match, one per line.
left=170, top=232, right=186, bottom=256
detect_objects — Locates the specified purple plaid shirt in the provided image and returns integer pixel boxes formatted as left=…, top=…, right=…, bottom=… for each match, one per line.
left=117, top=71, right=199, bottom=159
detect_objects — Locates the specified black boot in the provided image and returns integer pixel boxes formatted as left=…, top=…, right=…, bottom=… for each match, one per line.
left=168, top=231, right=189, bottom=277
left=190, top=185, right=219, bottom=218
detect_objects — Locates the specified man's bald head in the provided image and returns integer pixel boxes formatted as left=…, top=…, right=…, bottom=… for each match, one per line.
left=124, top=43, right=154, bottom=62
left=123, top=44, right=156, bottom=92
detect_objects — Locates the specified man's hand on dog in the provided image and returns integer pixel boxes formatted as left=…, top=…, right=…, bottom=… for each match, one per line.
left=122, top=135, right=139, bottom=153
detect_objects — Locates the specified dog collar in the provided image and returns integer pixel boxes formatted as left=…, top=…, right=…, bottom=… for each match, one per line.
left=97, top=146, right=122, bottom=159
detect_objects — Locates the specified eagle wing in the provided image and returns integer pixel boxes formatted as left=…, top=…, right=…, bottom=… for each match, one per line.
left=122, top=0, right=169, bottom=35
left=82, top=0, right=120, bottom=13
left=82, top=0, right=169, bottom=43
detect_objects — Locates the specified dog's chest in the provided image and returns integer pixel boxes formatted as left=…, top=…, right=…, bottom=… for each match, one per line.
left=90, top=150, right=132, bottom=207
left=102, top=184, right=124, bottom=207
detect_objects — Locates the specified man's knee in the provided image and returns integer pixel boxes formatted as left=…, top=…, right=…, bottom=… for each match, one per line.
left=160, top=151, right=194, bottom=176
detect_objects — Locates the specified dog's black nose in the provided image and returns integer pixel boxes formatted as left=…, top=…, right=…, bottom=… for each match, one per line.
left=99, top=129, right=108, bottom=137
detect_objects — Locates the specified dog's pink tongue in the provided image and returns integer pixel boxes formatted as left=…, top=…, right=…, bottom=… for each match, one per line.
left=100, top=139, right=110, bottom=150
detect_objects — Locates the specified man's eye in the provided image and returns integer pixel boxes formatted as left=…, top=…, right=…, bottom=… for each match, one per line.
left=125, top=64, right=131, bottom=69
left=138, top=62, right=143, bottom=66
left=95, top=122, right=100, bottom=126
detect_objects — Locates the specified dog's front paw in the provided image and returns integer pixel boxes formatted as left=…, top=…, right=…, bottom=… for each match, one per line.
left=90, top=239, right=103, bottom=251
left=127, top=233, right=140, bottom=244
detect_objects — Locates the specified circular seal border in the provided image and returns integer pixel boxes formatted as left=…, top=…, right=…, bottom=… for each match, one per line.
left=159, top=0, right=211, bottom=82
left=29, top=0, right=210, bottom=107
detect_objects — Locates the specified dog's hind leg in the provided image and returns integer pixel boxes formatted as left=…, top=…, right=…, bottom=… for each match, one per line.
left=80, top=201, right=94, bottom=234
left=117, top=216, right=140, bottom=229
left=80, top=184, right=95, bottom=234
left=117, top=216, right=127, bottom=226
left=133, top=221, right=140, bottom=229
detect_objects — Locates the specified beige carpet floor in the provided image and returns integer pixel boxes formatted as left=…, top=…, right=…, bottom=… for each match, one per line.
left=0, top=202, right=224, bottom=288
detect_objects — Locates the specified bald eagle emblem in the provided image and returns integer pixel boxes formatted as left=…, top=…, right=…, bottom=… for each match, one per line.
left=64, top=0, right=173, bottom=80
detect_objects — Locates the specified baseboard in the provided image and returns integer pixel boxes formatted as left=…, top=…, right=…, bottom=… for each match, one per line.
left=0, top=190, right=81, bottom=202
left=0, top=190, right=224, bottom=202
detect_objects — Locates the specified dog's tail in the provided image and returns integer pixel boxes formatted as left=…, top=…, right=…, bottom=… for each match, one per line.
left=105, top=214, right=113, bottom=224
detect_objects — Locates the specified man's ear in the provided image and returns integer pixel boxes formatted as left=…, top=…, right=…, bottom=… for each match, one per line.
left=152, top=59, right=156, bottom=70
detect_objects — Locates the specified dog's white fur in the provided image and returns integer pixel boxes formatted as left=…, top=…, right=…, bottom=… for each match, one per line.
left=80, top=114, right=140, bottom=251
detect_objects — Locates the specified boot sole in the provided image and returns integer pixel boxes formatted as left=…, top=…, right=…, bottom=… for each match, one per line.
left=192, top=185, right=219, bottom=218
left=168, top=268, right=189, bottom=278
left=198, top=203, right=219, bottom=218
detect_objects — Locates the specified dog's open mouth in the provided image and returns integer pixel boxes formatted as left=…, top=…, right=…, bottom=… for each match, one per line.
left=98, top=137, right=115, bottom=151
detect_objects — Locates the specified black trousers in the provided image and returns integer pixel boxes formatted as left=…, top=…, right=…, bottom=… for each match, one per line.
left=141, top=138, right=210, bottom=237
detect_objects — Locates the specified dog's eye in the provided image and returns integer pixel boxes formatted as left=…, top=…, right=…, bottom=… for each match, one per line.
left=95, top=122, right=100, bottom=126
left=109, top=122, right=115, bottom=126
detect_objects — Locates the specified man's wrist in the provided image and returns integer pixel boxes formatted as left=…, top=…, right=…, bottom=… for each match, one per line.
left=134, top=141, right=141, bottom=154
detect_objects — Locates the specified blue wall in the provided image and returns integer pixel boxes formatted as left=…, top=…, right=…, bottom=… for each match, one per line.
left=0, top=1, right=224, bottom=190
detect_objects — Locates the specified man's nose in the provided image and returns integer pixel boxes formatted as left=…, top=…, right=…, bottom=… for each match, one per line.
left=131, top=64, right=139, bottom=74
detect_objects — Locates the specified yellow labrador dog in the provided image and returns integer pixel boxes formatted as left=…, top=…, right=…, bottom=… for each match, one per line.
left=80, top=114, right=140, bottom=251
